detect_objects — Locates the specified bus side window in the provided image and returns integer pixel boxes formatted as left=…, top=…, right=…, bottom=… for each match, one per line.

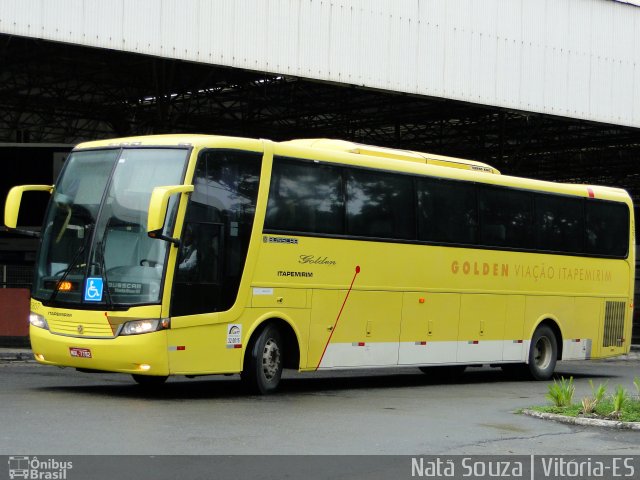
left=535, top=194, right=584, bottom=254
left=345, top=168, right=415, bottom=240
left=478, top=186, right=532, bottom=249
left=171, top=149, right=261, bottom=317
left=266, top=158, right=345, bottom=235
left=417, top=177, right=477, bottom=245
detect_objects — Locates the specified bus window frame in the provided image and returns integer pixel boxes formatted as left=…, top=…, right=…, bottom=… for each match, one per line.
left=263, top=156, right=631, bottom=261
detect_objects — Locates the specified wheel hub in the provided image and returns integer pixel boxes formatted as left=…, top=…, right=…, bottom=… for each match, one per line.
left=533, top=336, right=552, bottom=370
left=262, top=338, right=281, bottom=381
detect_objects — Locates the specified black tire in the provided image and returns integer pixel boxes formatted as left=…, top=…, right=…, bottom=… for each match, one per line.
left=419, top=365, right=466, bottom=382
left=241, top=324, right=283, bottom=394
left=132, top=374, right=168, bottom=386
left=527, top=325, right=558, bottom=380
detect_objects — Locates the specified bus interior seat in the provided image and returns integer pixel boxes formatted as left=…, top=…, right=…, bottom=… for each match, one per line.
left=104, top=228, right=139, bottom=268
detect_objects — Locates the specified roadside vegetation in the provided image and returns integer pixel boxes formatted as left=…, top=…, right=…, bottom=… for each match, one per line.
left=530, top=376, right=640, bottom=423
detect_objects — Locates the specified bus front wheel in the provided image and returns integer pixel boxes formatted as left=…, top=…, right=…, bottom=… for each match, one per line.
left=241, top=324, right=283, bottom=394
left=527, top=325, right=558, bottom=380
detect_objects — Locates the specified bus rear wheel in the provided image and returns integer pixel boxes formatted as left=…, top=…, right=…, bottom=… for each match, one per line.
left=527, top=325, right=558, bottom=380
left=241, top=324, right=283, bottom=394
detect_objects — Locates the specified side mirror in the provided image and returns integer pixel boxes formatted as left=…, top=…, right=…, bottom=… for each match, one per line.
left=147, top=185, right=194, bottom=245
left=4, top=185, right=54, bottom=235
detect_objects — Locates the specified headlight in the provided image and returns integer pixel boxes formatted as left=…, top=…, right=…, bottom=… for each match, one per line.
left=120, top=318, right=169, bottom=336
left=29, top=312, right=49, bottom=330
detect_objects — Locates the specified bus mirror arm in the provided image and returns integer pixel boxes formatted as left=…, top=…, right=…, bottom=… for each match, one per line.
left=4, top=185, right=54, bottom=235
left=148, top=230, right=181, bottom=247
left=147, top=185, right=194, bottom=244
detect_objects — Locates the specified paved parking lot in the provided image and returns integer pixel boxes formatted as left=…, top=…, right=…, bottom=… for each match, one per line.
left=1, top=354, right=639, bottom=456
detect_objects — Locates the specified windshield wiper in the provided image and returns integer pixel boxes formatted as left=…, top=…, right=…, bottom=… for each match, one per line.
left=47, top=224, right=93, bottom=305
left=92, top=232, right=114, bottom=309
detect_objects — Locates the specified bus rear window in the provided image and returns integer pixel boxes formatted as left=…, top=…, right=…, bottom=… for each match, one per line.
left=585, top=200, right=629, bottom=257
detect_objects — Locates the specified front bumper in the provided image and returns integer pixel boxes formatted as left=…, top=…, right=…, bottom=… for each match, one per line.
left=30, top=325, right=169, bottom=375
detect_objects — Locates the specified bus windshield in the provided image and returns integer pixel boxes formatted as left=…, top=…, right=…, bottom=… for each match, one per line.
left=33, top=147, right=189, bottom=307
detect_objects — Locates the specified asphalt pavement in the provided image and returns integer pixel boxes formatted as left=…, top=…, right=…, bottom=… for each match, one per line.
left=2, top=357, right=640, bottom=456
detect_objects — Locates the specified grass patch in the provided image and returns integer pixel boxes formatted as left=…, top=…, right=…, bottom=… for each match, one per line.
left=594, top=399, right=640, bottom=423
left=531, top=400, right=640, bottom=422
left=531, top=404, right=583, bottom=417
left=528, top=377, right=640, bottom=423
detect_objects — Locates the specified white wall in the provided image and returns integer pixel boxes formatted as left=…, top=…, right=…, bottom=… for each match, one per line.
left=1, top=0, right=638, bottom=127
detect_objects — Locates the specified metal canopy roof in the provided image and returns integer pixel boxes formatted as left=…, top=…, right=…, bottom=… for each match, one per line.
left=1, top=34, right=639, bottom=207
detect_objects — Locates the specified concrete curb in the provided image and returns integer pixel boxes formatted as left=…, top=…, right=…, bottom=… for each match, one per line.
left=0, top=349, right=34, bottom=362
left=602, top=350, right=640, bottom=361
left=522, top=409, right=640, bottom=430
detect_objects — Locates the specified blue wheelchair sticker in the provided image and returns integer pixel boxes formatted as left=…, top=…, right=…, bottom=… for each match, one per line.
left=84, top=278, right=104, bottom=302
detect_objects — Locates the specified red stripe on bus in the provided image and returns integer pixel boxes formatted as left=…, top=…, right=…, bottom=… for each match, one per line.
left=316, top=266, right=361, bottom=370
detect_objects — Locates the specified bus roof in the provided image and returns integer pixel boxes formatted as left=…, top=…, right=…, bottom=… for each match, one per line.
left=77, top=135, right=499, bottom=174
left=74, top=134, right=264, bottom=151
left=73, top=134, right=632, bottom=205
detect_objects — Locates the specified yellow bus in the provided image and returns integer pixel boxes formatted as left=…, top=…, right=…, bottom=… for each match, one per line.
left=4, top=135, right=635, bottom=393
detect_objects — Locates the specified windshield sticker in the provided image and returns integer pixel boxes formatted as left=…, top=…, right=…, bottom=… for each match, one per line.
left=108, top=282, right=142, bottom=294
left=84, top=278, right=104, bottom=302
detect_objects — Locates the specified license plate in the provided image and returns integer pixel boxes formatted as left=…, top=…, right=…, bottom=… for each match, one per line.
left=69, top=347, right=92, bottom=358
